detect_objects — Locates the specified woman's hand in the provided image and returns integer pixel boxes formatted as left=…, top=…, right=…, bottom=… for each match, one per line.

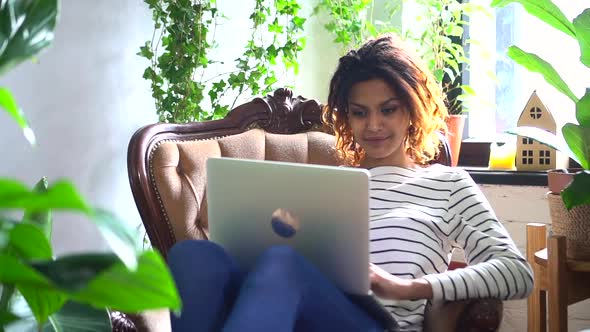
left=369, top=263, right=433, bottom=300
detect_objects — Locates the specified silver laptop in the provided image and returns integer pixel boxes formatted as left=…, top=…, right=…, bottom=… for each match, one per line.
left=206, top=157, right=370, bottom=295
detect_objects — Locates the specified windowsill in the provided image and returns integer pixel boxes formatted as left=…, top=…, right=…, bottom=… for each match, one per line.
left=461, top=167, right=548, bottom=186
left=457, top=140, right=549, bottom=186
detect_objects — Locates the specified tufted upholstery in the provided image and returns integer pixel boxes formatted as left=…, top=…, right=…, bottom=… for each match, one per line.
left=150, top=129, right=339, bottom=247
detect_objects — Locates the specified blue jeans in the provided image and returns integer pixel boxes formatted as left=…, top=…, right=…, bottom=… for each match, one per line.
left=168, top=240, right=383, bottom=332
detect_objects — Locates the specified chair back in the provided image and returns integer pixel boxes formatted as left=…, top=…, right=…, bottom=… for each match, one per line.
left=127, top=88, right=451, bottom=257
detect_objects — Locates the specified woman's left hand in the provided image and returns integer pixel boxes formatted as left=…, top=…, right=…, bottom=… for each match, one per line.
left=369, top=263, right=433, bottom=300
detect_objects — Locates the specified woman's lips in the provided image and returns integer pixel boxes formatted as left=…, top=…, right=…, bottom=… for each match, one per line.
left=363, top=136, right=391, bottom=144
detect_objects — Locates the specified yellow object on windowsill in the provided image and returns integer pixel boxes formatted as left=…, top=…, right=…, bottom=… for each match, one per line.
left=488, top=141, right=516, bottom=170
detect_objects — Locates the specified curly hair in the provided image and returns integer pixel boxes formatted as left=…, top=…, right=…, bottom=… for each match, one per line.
left=322, top=34, right=449, bottom=166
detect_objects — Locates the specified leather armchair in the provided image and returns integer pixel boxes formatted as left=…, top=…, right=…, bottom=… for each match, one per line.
left=117, top=88, right=501, bottom=331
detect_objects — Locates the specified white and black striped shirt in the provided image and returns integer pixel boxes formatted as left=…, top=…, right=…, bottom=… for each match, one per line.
left=369, top=165, right=533, bottom=331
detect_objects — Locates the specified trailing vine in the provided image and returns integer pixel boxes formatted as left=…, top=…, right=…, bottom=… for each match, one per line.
left=140, top=0, right=306, bottom=122
left=314, top=0, right=375, bottom=51
left=313, top=0, right=399, bottom=52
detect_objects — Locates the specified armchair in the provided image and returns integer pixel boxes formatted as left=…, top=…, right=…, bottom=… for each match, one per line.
left=120, top=88, right=501, bottom=331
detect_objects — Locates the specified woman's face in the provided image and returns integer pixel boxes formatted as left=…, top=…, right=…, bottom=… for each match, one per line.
left=347, top=79, right=413, bottom=168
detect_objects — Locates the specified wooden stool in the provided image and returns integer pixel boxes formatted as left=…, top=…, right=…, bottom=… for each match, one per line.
left=526, top=223, right=590, bottom=332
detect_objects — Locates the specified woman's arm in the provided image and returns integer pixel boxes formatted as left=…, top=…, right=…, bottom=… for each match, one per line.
left=370, top=263, right=433, bottom=300
left=420, top=169, right=533, bottom=302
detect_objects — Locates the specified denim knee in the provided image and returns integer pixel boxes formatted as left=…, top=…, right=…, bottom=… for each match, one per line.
left=259, top=245, right=301, bottom=265
left=168, top=240, right=235, bottom=279
left=245, top=245, right=303, bottom=286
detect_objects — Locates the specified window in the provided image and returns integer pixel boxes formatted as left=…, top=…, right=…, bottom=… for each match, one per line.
left=529, top=107, right=542, bottom=119
left=539, top=150, right=550, bottom=165
left=464, top=1, right=587, bottom=141
left=522, top=150, right=533, bottom=164
left=522, top=137, right=533, bottom=145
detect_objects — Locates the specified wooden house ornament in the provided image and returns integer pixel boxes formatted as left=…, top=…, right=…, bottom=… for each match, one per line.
left=515, top=91, right=569, bottom=171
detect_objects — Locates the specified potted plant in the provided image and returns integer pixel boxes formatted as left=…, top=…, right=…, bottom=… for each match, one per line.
left=405, top=0, right=487, bottom=166
left=491, top=0, right=590, bottom=260
left=0, top=1, right=180, bottom=330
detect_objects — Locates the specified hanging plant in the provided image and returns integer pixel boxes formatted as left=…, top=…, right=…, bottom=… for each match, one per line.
left=313, top=0, right=398, bottom=52
left=139, top=0, right=307, bottom=123
left=404, top=0, right=482, bottom=115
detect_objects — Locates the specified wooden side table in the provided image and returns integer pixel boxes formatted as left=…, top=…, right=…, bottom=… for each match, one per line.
left=526, top=223, right=590, bottom=332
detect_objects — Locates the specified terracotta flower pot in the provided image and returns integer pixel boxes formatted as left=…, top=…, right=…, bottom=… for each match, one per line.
left=446, top=114, right=466, bottom=167
left=547, top=168, right=581, bottom=194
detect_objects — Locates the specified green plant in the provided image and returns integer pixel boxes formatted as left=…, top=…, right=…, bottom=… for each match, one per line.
left=313, top=0, right=399, bottom=52
left=139, top=0, right=307, bottom=123
left=314, top=0, right=485, bottom=115
left=491, top=0, right=590, bottom=210
left=0, top=1, right=181, bottom=330
left=403, top=0, right=489, bottom=115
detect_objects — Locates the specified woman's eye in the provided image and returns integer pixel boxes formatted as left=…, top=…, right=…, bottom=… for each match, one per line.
left=350, top=110, right=366, bottom=117
left=382, top=107, right=397, bottom=115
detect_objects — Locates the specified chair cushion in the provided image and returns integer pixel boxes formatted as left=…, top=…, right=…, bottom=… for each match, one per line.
left=150, top=128, right=338, bottom=242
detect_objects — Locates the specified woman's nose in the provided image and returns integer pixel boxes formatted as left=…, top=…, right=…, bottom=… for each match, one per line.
left=366, top=112, right=382, bottom=131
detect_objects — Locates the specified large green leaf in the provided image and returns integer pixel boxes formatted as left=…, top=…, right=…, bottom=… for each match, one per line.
left=90, top=209, right=139, bottom=270
left=0, top=0, right=59, bottom=75
left=0, top=254, right=51, bottom=286
left=0, top=309, right=19, bottom=327
left=0, top=179, right=91, bottom=213
left=490, top=0, right=576, bottom=39
left=22, top=178, right=51, bottom=239
left=573, top=9, right=590, bottom=69
left=562, top=123, right=590, bottom=170
left=507, top=46, right=578, bottom=103
left=6, top=299, right=110, bottom=332
left=42, top=302, right=111, bottom=332
left=27, top=251, right=180, bottom=314
left=0, top=178, right=29, bottom=198
left=16, top=286, right=66, bottom=327
left=561, top=171, right=590, bottom=210
left=506, top=126, right=579, bottom=164
left=72, top=250, right=181, bottom=313
left=31, top=254, right=120, bottom=293
left=9, top=223, right=52, bottom=260
left=577, top=88, right=590, bottom=128
left=0, top=87, right=35, bottom=145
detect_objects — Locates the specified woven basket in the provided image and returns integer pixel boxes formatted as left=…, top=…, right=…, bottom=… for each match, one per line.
left=547, top=192, right=590, bottom=260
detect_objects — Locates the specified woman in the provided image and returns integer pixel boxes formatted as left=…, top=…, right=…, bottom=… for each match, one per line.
left=168, top=34, right=533, bottom=332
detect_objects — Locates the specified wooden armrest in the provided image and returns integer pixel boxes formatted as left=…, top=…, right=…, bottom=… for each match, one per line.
left=456, top=298, right=503, bottom=332
left=110, top=310, right=136, bottom=332
left=424, top=298, right=503, bottom=332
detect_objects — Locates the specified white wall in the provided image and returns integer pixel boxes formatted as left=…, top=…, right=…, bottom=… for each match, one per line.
left=0, top=0, right=342, bottom=255
left=0, top=0, right=157, bottom=255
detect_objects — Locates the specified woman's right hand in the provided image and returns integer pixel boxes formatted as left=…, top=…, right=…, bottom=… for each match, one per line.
left=369, top=263, right=433, bottom=300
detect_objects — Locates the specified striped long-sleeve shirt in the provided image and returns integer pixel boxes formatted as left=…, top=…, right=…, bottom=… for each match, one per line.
left=369, top=165, right=533, bottom=331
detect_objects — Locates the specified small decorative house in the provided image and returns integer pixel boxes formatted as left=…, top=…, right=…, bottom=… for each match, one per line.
left=515, top=91, right=569, bottom=171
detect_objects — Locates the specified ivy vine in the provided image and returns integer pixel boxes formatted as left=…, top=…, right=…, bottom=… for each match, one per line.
left=139, top=0, right=306, bottom=123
